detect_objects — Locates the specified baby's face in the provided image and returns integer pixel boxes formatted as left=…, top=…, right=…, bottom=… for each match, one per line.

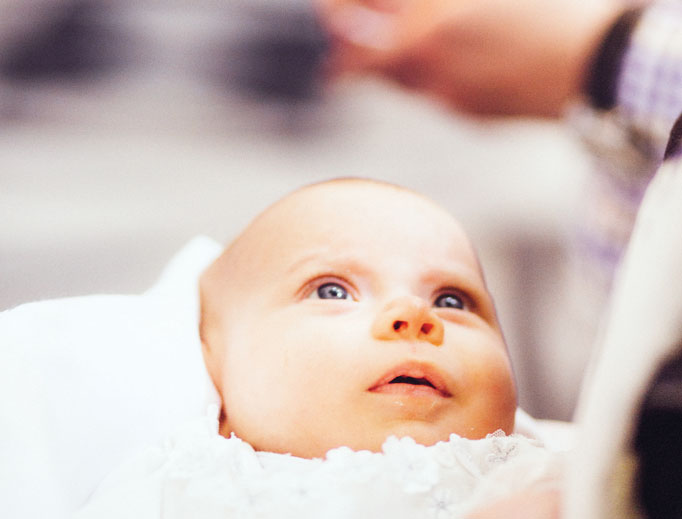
left=201, top=181, right=516, bottom=458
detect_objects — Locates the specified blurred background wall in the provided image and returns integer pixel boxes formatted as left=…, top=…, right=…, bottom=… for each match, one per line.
left=0, top=0, right=602, bottom=421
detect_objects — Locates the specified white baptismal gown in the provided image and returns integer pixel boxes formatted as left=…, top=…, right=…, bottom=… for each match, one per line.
left=75, top=407, right=561, bottom=519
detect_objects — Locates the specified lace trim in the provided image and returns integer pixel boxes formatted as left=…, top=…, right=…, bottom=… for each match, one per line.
left=143, top=417, right=557, bottom=518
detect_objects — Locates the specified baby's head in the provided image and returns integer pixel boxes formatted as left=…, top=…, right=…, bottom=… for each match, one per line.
left=200, top=179, right=516, bottom=458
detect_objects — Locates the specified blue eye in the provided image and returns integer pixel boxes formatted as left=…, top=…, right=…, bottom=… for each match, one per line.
left=434, top=293, right=464, bottom=309
left=315, top=282, right=351, bottom=300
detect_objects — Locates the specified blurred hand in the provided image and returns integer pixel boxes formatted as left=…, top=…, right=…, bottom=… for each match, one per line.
left=465, top=487, right=561, bottom=519
left=317, top=0, right=623, bottom=117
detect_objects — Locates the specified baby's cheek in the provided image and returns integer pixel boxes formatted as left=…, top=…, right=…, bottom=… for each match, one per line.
left=465, top=343, right=517, bottom=422
left=482, top=349, right=515, bottom=397
left=487, top=371, right=517, bottom=428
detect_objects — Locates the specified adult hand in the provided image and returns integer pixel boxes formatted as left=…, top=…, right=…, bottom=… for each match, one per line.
left=318, top=0, right=623, bottom=117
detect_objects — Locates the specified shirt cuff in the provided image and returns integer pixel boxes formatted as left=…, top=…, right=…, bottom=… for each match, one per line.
left=584, top=7, right=644, bottom=111
left=664, top=112, right=682, bottom=160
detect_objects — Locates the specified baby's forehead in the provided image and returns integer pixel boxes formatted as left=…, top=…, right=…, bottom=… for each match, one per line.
left=233, top=181, right=483, bottom=275
left=255, top=181, right=471, bottom=241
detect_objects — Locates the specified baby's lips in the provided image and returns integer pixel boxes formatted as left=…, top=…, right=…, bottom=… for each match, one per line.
left=368, top=361, right=452, bottom=397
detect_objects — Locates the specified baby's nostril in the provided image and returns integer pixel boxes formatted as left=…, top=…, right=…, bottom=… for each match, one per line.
left=393, top=320, right=408, bottom=332
left=421, top=323, right=434, bottom=334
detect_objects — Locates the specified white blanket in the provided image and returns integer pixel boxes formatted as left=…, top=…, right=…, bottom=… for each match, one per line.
left=0, top=236, right=221, bottom=519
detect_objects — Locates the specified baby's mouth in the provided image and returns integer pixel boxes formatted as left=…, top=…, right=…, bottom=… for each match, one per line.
left=389, top=375, right=436, bottom=388
left=369, top=363, right=452, bottom=397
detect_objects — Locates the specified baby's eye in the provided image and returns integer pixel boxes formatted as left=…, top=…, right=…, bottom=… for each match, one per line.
left=313, top=282, right=351, bottom=300
left=434, top=293, right=465, bottom=310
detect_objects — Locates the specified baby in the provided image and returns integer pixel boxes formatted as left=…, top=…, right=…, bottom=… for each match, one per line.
left=199, top=178, right=517, bottom=458
left=76, top=179, right=558, bottom=518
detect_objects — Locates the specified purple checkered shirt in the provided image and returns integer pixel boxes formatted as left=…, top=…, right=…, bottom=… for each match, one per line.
left=573, top=0, right=682, bottom=295
left=619, top=0, right=682, bottom=150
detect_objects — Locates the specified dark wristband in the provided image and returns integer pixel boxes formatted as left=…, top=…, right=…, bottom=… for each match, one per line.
left=584, top=7, right=644, bottom=110
left=664, top=112, right=682, bottom=160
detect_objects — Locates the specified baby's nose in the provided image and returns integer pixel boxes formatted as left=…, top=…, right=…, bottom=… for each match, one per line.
left=371, top=295, right=444, bottom=346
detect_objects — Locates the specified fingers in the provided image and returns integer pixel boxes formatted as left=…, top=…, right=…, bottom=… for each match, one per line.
left=318, top=1, right=402, bottom=76
left=322, top=0, right=462, bottom=86
left=329, top=4, right=399, bottom=51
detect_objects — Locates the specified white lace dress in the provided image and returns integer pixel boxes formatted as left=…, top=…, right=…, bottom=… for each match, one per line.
left=75, top=407, right=561, bottom=519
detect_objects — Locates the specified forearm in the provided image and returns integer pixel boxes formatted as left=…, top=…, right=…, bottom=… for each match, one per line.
left=320, top=0, right=624, bottom=117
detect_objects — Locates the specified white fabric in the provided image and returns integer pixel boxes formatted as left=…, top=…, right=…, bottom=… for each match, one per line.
left=0, top=236, right=222, bottom=519
left=565, top=157, right=682, bottom=518
left=513, top=408, right=573, bottom=453
left=75, top=407, right=562, bottom=519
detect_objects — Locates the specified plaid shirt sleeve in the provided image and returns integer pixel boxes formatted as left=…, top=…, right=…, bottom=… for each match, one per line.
left=617, top=0, right=682, bottom=151
left=568, top=1, right=682, bottom=296
left=582, top=0, right=682, bottom=155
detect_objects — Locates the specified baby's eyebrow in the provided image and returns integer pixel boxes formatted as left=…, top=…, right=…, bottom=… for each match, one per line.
left=419, top=266, right=486, bottom=289
left=420, top=265, right=493, bottom=302
left=286, top=249, right=373, bottom=277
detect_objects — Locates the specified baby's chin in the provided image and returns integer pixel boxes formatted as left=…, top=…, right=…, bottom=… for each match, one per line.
left=260, top=424, right=508, bottom=460
left=368, top=415, right=516, bottom=447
